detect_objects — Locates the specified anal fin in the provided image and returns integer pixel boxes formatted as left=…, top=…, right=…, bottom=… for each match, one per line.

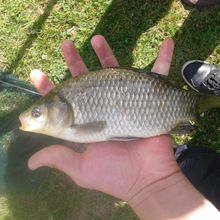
left=108, top=136, right=142, bottom=141
left=170, top=121, right=197, bottom=134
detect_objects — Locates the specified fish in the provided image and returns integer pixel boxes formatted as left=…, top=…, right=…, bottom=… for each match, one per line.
left=19, top=68, right=220, bottom=143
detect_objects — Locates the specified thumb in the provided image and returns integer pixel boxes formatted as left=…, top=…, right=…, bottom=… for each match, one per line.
left=28, top=145, right=82, bottom=181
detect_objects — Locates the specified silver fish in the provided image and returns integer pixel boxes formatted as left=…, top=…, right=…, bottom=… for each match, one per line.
left=19, top=68, right=220, bottom=143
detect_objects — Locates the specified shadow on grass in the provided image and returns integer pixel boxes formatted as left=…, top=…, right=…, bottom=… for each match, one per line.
left=189, top=109, right=220, bottom=152
left=171, top=6, right=220, bottom=150
left=78, top=0, right=172, bottom=68
left=7, top=0, right=58, bottom=72
left=74, top=1, right=220, bottom=86
left=5, top=131, right=138, bottom=220
left=171, top=6, right=220, bottom=83
left=3, top=1, right=220, bottom=219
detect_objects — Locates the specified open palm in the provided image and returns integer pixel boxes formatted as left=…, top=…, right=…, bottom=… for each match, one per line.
left=28, top=36, right=180, bottom=202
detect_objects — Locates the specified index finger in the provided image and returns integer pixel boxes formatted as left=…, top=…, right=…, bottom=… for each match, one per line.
left=151, top=39, right=174, bottom=76
left=30, top=69, right=54, bottom=96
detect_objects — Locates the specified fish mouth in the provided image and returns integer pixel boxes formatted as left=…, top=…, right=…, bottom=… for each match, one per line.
left=19, top=125, right=28, bottom=131
left=19, top=115, right=30, bottom=131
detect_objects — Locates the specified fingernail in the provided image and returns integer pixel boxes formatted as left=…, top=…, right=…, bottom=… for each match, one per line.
left=30, top=69, right=43, bottom=81
left=91, top=35, right=105, bottom=49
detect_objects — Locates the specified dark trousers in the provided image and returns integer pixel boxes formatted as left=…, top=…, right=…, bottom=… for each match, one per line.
left=175, top=146, right=220, bottom=210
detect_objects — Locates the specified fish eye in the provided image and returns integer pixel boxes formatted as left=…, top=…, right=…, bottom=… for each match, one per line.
left=31, top=107, right=42, bottom=118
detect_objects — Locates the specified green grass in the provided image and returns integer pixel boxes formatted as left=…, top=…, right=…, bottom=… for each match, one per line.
left=0, top=0, right=220, bottom=219
left=5, top=172, right=137, bottom=220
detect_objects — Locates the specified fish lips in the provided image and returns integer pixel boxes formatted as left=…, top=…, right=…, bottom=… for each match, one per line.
left=19, top=114, right=31, bottom=131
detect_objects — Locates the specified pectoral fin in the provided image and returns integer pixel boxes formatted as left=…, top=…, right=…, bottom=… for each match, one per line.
left=71, top=121, right=107, bottom=135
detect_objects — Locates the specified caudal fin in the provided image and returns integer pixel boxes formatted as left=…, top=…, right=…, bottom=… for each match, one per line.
left=199, top=95, right=220, bottom=112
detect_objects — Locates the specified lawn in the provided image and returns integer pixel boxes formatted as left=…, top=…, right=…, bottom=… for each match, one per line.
left=0, top=0, right=220, bottom=219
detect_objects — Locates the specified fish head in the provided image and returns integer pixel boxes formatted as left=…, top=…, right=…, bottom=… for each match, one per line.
left=19, top=102, right=48, bottom=132
left=19, top=93, right=73, bottom=135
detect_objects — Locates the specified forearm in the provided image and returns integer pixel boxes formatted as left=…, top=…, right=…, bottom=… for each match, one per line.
left=129, top=172, right=219, bottom=220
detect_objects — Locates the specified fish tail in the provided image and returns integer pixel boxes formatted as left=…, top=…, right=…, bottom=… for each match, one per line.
left=198, top=95, right=220, bottom=112
left=0, top=72, right=40, bottom=97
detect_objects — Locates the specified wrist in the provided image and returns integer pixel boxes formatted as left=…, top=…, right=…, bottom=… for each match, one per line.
left=128, top=171, right=219, bottom=220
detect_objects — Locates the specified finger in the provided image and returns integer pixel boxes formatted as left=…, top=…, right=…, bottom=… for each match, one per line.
left=151, top=38, right=174, bottom=76
left=28, top=145, right=82, bottom=181
left=91, top=35, right=119, bottom=68
left=30, top=69, right=54, bottom=96
left=61, top=40, right=88, bottom=77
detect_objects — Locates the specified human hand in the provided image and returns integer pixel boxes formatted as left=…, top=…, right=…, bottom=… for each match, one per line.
left=28, top=36, right=178, bottom=204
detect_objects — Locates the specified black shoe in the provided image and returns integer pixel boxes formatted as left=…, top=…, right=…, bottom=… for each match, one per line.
left=181, top=0, right=220, bottom=8
left=182, top=60, right=220, bottom=96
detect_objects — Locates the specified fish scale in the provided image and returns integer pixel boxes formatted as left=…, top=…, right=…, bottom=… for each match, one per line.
left=19, top=68, right=201, bottom=143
